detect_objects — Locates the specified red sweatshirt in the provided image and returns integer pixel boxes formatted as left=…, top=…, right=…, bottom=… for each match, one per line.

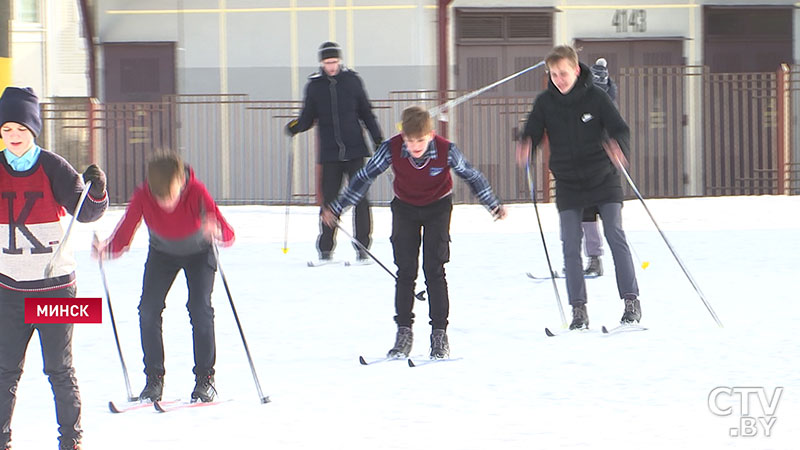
left=106, top=166, right=234, bottom=257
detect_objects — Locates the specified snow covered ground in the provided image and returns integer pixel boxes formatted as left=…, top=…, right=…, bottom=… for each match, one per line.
left=8, top=195, right=800, bottom=449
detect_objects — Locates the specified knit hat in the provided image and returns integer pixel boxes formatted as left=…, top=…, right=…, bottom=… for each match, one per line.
left=318, top=41, right=342, bottom=61
left=590, top=59, right=609, bottom=85
left=0, top=87, right=42, bottom=137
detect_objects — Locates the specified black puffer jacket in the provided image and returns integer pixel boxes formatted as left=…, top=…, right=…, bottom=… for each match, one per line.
left=288, top=67, right=383, bottom=163
left=522, top=62, right=630, bottom=211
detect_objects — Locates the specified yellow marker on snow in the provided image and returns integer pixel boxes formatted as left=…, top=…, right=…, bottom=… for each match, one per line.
left=641, top=261, right=650, bottom=269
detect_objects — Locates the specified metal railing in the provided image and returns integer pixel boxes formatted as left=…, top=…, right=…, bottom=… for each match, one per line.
left=38, top=64, right=797, bottom=205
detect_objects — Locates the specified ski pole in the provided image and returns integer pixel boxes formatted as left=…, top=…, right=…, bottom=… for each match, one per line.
left=429, top=61, right=546, bottom=118
left=212, top=243, right=271, bottom=404
left=282, top=142, right=294, bottom=254
left=612, top=154, right=722, bottom=327
left=95, top=232, right=136, bottom=402
left=526, top=159, right=567, bottom=328
left=334, top=222, right=426, bottom=301
left=44, top=181, right=92, bottom=278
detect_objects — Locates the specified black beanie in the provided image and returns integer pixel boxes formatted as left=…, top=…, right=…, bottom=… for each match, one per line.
left=0, top=87, right=42, bottom=137
left=318, top=41, right=342, bottom=61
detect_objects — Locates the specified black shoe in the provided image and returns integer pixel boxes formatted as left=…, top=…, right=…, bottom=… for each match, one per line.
left=583, top=256, right=603, bottom=276
left=58, top=438, right=81, bottom=450
left=139, top=374, right=164, bottom=402
left=387, top=326, right=413, bottom=358
left=191, top=374, right=217, bottom=403
left=620, top=296, right=642, bottom=324
left=320, top=251, right=333, bottom=261
left=356, top=249, right=370, bottom=262
left=569, top=303, right=589, bottom=330
left=430, top=329, right=450, bottom=359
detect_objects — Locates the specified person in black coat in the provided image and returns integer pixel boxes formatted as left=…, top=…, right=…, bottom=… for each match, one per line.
left=286, top=42, right=384, bottom=262
left=517, top=45, right=641, bottom=330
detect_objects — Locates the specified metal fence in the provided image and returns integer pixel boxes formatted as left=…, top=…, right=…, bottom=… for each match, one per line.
left=38, top=64, right=797, bottom=205
left=788, top=64, right=800, bottom=194
left=618, top=66, right=691, bottom=198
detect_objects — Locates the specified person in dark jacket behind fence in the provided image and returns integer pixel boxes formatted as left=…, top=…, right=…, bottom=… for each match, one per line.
left=590, top=57, right=617, bottom=103
left=517, top=45, right=642, bottom=330
left=286, top=41, right=384, bottom=264
left=578, top=57, right=620, bottom=277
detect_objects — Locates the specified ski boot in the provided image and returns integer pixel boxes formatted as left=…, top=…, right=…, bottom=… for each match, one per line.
left=620, top=295, right=642, bottom=324
left=569, top=302, right=589, bottom=330
left=58, top=438, right=81, bottom=450
left=139, top=374, right=164, bottom=402
left=430, top=329, right=450, bottom=359
left=191, top=374, right=217, bottom=403
left=387, top=326, right=413, bottom=358
left=583, top=256, right=603, bottom=277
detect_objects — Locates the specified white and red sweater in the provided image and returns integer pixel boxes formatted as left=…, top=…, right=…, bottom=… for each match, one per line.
left=0, top=149, right=107, bottom=291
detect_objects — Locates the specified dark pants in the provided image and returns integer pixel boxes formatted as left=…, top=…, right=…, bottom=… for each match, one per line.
left=139, top=247, right=217, bottom=377
left=319, top=159, right=371, bottom=257
left=560, top=202, right=639, bottom=305
left=0, top=285, right=81, bottom=447
left=390, top=196, right=452, bottom=330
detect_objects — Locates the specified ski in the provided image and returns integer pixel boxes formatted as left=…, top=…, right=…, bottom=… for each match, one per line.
left=527, top=272, right=599, bottom=280
left=407, top=357, right=462, bottom=367
left=358, top=355, right=407, bottom=365
left=153, top=399, right=232, bottom=413
left=601, top=324, right=648, bottom=334
left=527, top=271, right=561, bottom=280
left=309, top=259, right=376, bottom=268
left=544, top=327, right=599, bottom=337
left=307, top=259, right=343, bottom=267
left=108, top=399, right=179, bottom=414
left=344, top=259, right=374, bottom=267
left=545, top=324, right=645, bottom=337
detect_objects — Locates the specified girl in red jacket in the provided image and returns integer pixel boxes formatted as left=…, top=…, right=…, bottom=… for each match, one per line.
left=94, top=154, right=234, bottom=404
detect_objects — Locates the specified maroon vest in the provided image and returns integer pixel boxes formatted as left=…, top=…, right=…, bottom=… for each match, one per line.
left=389, top=134, right=453, bottom=206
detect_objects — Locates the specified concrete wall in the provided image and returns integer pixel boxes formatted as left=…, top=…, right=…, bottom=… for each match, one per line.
left=94, top=0, right=438, bottom=100
left=92, top=0, right=797, bottom=101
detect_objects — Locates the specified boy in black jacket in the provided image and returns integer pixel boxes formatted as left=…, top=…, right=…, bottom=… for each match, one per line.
left=517, top=45, right=641, bottom=330
left=286, top=41, right=383, bottom=263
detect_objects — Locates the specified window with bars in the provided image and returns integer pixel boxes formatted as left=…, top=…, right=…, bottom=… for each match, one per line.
left=706, top=8, right=791, bottom=39
left=457, top=11, right=552, bottom=43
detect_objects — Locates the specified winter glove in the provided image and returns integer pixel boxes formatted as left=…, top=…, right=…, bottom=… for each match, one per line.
left=285, top=119, right=299, bottom=137
left=320, top=206, right=340, bottom=228
left=82, top=164, right=106, bottom=198
left=491, top=205, right=507, bottom=221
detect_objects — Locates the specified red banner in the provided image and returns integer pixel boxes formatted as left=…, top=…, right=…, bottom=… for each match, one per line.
left=24, top=298, right=102, bottom=324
